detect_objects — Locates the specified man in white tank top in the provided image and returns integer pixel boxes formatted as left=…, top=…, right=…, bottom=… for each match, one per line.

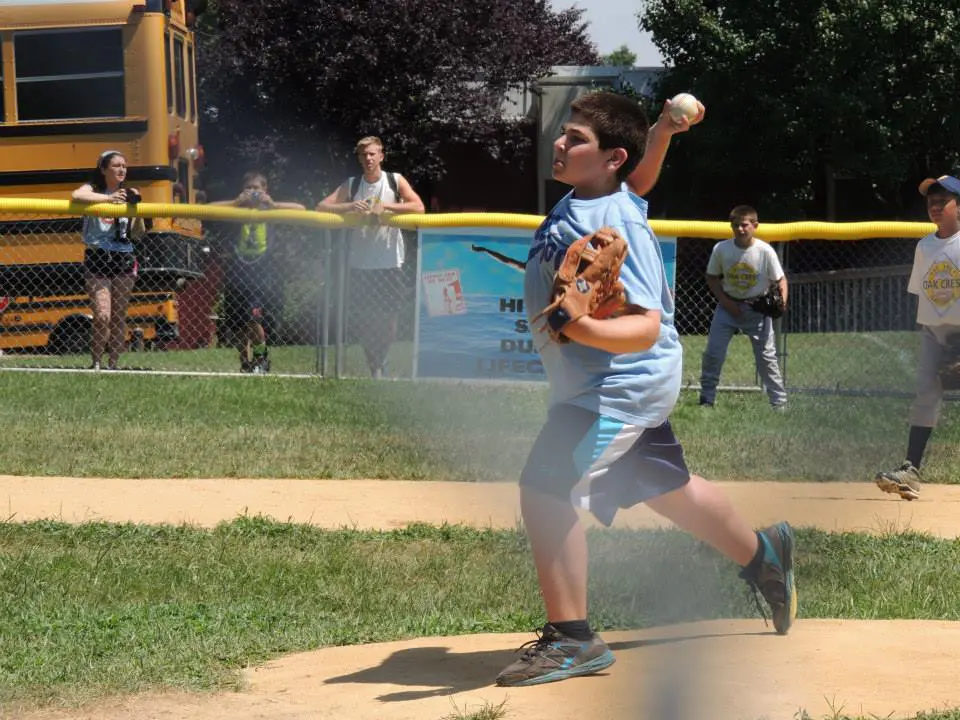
left=698, top=205, right=789, bottom=409
left=317, top=136, right=425, bottom=378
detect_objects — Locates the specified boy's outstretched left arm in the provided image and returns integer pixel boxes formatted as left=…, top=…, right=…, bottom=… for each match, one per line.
left=561, top=310, right=661, bottom=355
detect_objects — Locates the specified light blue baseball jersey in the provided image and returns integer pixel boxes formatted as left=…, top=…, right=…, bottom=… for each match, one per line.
left=524, top=186, right=682, bottom=428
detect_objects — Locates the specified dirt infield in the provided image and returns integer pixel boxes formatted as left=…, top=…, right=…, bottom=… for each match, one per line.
left=3, top=475, right=960, bottom=537
left=7, top=476, right=960, bottom=720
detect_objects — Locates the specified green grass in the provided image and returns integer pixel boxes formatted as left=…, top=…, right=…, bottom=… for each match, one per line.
left=2, top=329, right=923, bottom=394
left=0, top=370, right=955, bottom=482
left=1, top=341, right=414, bottom=379
left=678, top=330, right=921, bottom=393
left=440, top=703, right=960, bottom=720
left=789, top=711, right=960, bottom=720
left=1, top=520, right=959, bottom=709
left=441, top=699, right=507, bottom=720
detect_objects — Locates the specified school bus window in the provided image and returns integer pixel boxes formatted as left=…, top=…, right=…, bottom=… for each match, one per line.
left=187, top=43, right=197, bottom=122
left=173, top=34, right=186, bottom=119
left=14, top=28, right=124, bottom=121
left=165, top=31, right=173, bottom=113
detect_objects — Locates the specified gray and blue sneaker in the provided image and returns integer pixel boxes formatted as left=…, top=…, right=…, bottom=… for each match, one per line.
left=495, top=623, right=615, bottom=687
left=739, top=521, right=797, bottom=635
left=875, top=461, right=921, bottom=501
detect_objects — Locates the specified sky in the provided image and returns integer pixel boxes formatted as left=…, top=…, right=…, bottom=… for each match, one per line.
left=550, top=0, right=665, bottom=67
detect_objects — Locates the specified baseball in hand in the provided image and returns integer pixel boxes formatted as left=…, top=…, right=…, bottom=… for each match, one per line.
left=668, top=93, right=700, bottom=123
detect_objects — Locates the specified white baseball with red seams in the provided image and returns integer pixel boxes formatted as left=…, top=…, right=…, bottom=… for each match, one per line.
left=668, top=93, right=700, bottom=122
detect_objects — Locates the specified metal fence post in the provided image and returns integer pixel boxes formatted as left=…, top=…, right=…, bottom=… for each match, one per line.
left=317, top=228, right=332, bottom=377
left=335, top=229, right=347, bottom=380
left=777, top=240, right=788, bottom=387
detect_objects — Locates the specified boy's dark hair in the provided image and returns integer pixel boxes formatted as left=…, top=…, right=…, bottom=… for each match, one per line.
left=242, top=171, right=269, bottom=189
left=730, top=205, right=759, bottom=222
left=569, top=91, right=648, bottom=181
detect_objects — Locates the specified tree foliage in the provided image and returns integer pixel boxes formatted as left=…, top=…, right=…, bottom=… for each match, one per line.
left=603, top=44, right=638, bottom=67
left=197, top=0, right=599, bottom=202
left=640, top=0, right=960, bottom=220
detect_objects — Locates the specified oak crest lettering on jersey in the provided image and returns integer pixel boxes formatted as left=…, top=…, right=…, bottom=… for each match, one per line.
left=922, top=258, right=960, bottom=312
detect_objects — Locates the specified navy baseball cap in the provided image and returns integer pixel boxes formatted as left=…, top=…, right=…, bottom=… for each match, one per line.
left=919, top=173, right=960, bottom=196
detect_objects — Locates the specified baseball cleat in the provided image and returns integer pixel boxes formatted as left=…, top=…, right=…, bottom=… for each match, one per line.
left=875, top=462, right=921, bottom=501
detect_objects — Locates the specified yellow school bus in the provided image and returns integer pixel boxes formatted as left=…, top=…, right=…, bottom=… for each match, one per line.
left=0, top=0, right=207, bottom=353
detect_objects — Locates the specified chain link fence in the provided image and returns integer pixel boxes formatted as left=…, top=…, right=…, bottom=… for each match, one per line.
left=0, top=209, right=932, bottom=397
left=676, top=235, right=923, bottom=397
left=0, top=213, right=419, bottom=378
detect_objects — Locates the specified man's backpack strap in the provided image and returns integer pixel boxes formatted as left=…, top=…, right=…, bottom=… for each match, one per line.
left=349, top=173, right=400, bottom=201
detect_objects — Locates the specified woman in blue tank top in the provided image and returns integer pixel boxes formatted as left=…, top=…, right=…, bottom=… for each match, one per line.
left=71, top=150, right=144, bottom=371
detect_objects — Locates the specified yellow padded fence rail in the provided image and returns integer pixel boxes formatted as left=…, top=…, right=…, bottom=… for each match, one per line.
left=0, top=198, right=936, bottom=240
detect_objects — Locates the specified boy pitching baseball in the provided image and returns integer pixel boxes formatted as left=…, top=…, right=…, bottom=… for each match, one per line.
left=875, top=172, right=960, bottom=500
left=495, top=91, right=796, bottom=688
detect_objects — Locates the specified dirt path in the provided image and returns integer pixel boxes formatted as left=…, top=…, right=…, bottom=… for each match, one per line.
left=6, top=476, right=960, bottom=720
left=2, top=475, right=959, bottom=537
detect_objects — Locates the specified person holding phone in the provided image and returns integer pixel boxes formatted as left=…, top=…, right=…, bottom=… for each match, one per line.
left=71, top=150, right=144, bottom=370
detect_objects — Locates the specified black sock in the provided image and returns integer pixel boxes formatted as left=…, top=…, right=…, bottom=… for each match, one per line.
left=743, top=531, right=765, bottom=573
left=906, top=426, right=932, bottom=469
left=552, top=619, right=593, bottom=641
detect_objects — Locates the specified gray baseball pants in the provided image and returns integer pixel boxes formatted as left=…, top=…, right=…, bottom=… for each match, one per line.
left=910, top=324, right=960, bottom=427
left=699, top=302, right=787, bottom=407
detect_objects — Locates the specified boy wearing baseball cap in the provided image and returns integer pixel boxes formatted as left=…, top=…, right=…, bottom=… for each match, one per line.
left=875, top=172, right=960, bottom=500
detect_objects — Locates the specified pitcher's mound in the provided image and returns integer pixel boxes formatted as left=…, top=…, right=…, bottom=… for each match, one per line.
left=23, top=619, right=960, bottom=720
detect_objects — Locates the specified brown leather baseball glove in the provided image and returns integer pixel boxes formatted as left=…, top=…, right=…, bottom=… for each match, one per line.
left=748, top=282, right=786, bottom=319
left=531, top=226, right=629, bottom=343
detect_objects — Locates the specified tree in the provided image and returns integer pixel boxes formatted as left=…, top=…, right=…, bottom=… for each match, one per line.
left=603, top=44, right=637, bottom=67
left=639, top=0, right=960, bottom=221
left=196, top=0, right=599, bottom=202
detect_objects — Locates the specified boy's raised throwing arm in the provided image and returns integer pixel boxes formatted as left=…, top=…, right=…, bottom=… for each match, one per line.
left=625, top=97, right=705, bottom=197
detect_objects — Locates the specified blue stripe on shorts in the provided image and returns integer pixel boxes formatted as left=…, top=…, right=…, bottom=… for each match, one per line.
left=519, top=404, right=691, bottom=526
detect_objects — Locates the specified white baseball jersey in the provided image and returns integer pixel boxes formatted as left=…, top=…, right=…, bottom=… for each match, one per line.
left=908, top=229, right=960, bottom=326
left=706, top=238, right=784, bottom=300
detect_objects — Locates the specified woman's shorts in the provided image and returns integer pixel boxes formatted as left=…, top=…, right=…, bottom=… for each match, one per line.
left=84, top=247, right=137, bottom=279
left=519, top=403, right=691, bottom=526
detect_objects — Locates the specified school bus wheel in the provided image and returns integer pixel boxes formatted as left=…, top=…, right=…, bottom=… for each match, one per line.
left=47, top=315, right=92, bottom=356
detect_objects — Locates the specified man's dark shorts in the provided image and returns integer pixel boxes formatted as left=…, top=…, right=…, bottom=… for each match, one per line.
left=222, top=261, right=281, bottom=339
left=519, top=403, right=691, bottom=526
left=348, top=267, right=409, bottom=318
